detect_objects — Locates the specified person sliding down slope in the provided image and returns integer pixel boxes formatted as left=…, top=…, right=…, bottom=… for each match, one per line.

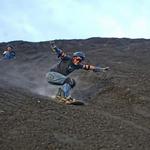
left=46, top=41, right=109, bottom=103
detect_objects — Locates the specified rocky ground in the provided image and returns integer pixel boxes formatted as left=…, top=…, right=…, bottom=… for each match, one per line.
left=0, top=38, right=150, bottom=150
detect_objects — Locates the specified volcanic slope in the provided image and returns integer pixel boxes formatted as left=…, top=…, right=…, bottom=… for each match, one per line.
left=0, top=38, right=150, bottom=150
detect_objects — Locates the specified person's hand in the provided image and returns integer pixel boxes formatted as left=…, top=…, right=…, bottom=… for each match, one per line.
left=102, top=67, right=109, bottom=72
left=3, top=51, right=7, bottom=55
left=50, top=41, right=56, bottom=49
left=93, top=66, right=101, bottom=72
left=93, top=66, right=110, bottom=72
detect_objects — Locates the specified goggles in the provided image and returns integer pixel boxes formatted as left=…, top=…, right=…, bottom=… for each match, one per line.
left=74, top=56, right=82, bottom=61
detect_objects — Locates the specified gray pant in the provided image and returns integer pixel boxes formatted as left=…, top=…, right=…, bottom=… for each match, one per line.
left=46, top=71, right=67, bottom=85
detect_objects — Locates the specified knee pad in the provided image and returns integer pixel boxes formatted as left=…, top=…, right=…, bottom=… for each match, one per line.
left=64, top=77, right=76, bottom=88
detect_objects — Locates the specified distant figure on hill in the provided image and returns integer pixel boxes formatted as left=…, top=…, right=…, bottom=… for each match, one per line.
left=1, top=45, right=16, bottom=60
left=46, top=41, right=109, bottom=103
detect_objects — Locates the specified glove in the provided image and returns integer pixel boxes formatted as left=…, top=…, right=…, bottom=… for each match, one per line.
left=102, top=67, right=109, bottom=72
left=93, top=66, right=101, bottom=72
left=93, top=66, right=109, bottom=72
left=49, top=41, right=57, bottom=53
left=50, top=41, right=56, bottom=49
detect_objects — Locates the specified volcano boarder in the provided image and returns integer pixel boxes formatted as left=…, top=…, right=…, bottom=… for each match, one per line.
left=46, top=41, right=109, bottom=105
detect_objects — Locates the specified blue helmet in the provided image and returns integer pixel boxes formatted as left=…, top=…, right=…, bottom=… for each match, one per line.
left=73, top=51, right=85, bottom=60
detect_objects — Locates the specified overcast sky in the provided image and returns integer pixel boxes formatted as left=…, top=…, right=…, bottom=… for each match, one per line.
left=0, top=0, right=150, bottom=42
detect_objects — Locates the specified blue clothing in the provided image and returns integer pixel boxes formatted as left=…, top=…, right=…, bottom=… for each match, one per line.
left=63, top=83, right=71, bottom=97
left=46, top=71, right=67, bottom=85
left=3, top=51, right=16, bottom=60
left=46, top=71, right=71, bottom=97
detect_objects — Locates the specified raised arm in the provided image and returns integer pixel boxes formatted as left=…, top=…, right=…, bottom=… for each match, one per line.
left=50, top=41, right=68, bottom=60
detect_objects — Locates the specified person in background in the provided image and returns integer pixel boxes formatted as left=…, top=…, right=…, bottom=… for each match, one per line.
left=2, top=45, right=16, bottom=60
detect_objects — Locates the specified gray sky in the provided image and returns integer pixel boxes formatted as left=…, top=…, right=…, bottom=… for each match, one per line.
left=0, top=0, right=150, bottom=42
